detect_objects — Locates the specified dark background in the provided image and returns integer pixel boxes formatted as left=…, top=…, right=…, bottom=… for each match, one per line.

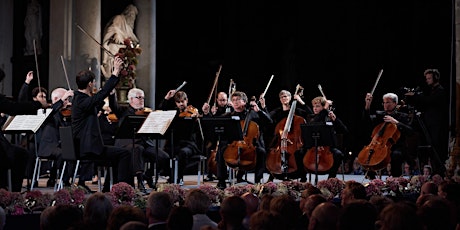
left=11, top=0, right=454, bottom=155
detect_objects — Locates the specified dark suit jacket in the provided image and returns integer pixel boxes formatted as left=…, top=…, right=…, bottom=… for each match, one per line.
left=37, top=100, right=69, bottom=157
left=71, top=75, right=119, bottom=157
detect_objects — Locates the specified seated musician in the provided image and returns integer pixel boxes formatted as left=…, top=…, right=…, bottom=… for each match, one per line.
left=362, top=92, right=413, bottom=179
left=306, top=96, right=348, bottom=179
left=158, top=89, right=202, bottom=185
left=268, top=90, right=312, bottom=182
left=0, top=68, right=48, bottom=192
left=112, top=87, right=170, bottom=190
left=217, top=91, right=272, bottom=189
left=36, top=87, right=73, bottom=187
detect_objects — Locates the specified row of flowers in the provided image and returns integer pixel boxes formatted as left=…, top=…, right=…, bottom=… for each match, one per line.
left=0, top=175, right=439, bottom=216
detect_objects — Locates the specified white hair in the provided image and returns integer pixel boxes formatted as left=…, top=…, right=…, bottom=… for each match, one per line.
left=382, top=93, right=398, bottom=104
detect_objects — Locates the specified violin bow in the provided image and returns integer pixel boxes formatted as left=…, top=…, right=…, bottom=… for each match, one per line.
left=261, top=75, right=274, bottom=98
left=207, top=65, right=222, bottom=105
left=370, top=69, right=384, bottom=95
left=60, top=55, right=72, bottom=90
left=175, top=81, right=187, bottom=92
left=318, top=84, right=334, bottom=110
left=75, top=23, right=114, bottom=58
left=33, top=39, right=42, bottom=95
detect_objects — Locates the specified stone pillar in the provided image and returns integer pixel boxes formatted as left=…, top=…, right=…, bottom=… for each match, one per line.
left=134, top=0, right=156, bottom=109
left=0, top=0, right=14, bottom=96
left=74, top=0, right=102, bottom=89
left=49, top=0, right=74, bottom=91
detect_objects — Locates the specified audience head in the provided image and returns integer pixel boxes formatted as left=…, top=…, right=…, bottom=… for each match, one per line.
left=420, top=181, right=438, bottom=196
left=120, top=221, right=147, bottom=230
left=369, top=195, right=393, bottom=214
left=308, top=202, right=340, bottom=230
left=417, top=196, right=457, bottom=230
left=249, top=210, right=283, bottom=230
left=241, top=192, right=260, bottom=217
left=106, top=205, right=147, bottom=230
left=269, top=194, right=301, bottom=230
left=167, top=206, right=193, bottom=230
left=45, top=204, right=83, bottom=230
left=303, top=194, right=327, bottom=218
left=83, top=192, right=114, bottom=230
left=259, top=194, right=274, bottom=211
left=337, top=200, right=377, bottom=230
left=147, top=191, right=173, bottom=223
left=219, top=196, right=246, bottom=229
left=299, top=184, right=321, bottom=210
left=184, top=188, right=211, bottom=214
left=39, top=206, right=55, bottom=230
left=341, top=180, right=367, bottom=206
left=377, top=201, right=422, bottom=230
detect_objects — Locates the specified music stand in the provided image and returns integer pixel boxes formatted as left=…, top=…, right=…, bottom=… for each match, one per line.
left=201, top=117, right=243, bottom=185
left=301, top=122, right=334, bottom=185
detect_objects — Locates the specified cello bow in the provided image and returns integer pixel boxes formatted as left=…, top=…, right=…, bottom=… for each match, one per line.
left=60, top=55, right=72, bottom=90
left=206, top=65, right=222, bottom=105
left=370, top=69, right=384, bottom=95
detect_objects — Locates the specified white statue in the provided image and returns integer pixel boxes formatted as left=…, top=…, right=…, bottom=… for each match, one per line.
left=101, top=4, right=139, bottom=78
left=24, top=0, right=42, bottom=56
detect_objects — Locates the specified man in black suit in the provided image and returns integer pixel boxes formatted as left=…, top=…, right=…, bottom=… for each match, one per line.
left=71, top=57, right=133, bottom=190
left=0, top=68, right=48, bottom=191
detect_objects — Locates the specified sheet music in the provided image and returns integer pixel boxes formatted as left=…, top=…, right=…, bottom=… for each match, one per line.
left=2, top=108, right=52, bottom=133
left=137, top=110, right=177, bottom=135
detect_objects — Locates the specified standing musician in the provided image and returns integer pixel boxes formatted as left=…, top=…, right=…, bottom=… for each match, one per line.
left=267, top=90, right=312, bottom=182
left=71, top=56, right=133, bottom=190
left=216, top=91, right=272, bottom=188
left=112, top=87, right=170, bottom=190
left=306, top=96, right=348, bottom=179
left=158, top=89, right=202, bottom=184
left=0, top=68, right=48, bottom=192
left=201, top=91, right=234, bottom=181
left=362, top=92, right=413, bottom=178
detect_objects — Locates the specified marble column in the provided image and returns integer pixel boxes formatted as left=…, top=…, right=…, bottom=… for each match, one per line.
left=134, top=0, right=156, bottom=109
left=0, top=0, right=14, bottom=96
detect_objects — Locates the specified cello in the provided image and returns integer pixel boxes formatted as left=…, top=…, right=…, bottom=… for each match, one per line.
left=266, top=84, right=305, bottom=175
left=357, top=121, right=400, bottom=171
left=223, top=111, right=259, bottom=171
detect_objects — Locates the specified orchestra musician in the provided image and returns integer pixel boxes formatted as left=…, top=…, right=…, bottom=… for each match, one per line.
left=267, top=90, right=312, bottom=182
left=71, top=56, right=133, bottom=191
left=0, top=68, right=48, bottom=192
left=362, top=92, right=413, bottom=179
left=112, top=87, right=170, bottom=191
left=201, top=91, right=234, bottom=182
left=216, top=91, right=272, bottom=189
left=306, top=96, right=348, bottom=179
left=158, top=89, right=202, bottom=184
left=35, top=87, right=73, bottom=187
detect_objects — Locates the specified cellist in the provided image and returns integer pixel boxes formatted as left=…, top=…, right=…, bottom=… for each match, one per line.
left=305, top=96, right=348, bottom=179
left=362, top=92, right=413, bottom=179
left=267, top=90, right=312, bottom=182
left=216, top=91, right=272, bottom=189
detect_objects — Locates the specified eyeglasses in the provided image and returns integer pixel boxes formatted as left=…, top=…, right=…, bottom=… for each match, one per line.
left=134, top=96, right=145, bottom=100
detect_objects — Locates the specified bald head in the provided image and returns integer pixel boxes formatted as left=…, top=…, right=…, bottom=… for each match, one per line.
left=51, top=88, right=67, bottom=104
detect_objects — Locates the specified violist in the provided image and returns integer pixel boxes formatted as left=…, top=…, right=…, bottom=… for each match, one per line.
left=216, top=91, right=272, bottom=189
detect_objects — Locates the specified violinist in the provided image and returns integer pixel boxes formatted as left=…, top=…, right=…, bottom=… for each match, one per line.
left=306, top=96, right=348, bottom=179
left=36, top=87, right=74, bottom=187
left=267, top=90, right=312, bottom=182
left=112, top=87, right=170, bottom=191
left=0, top=69, right=48, bottom=192
left=362, top=92, right=413, bottom=179
left=216, top=91, right=272, bottom=188
left=158, top=89, right=202, bottom=184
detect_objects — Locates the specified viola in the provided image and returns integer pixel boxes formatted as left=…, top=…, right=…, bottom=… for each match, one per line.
left=60, top=107, right=72, bottom=118
left=135, top=107, right=152, bottom=116
left=107, top=113, right=119, bottom=123
left=357, top=121, right=400, bottom=171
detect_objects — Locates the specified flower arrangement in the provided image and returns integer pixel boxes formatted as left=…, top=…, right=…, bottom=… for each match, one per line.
left=316, top=178, right=345, bottom=200
left=107, top=182, right=136, bottom=208
left=385, top=176, right=409, bottom=194
left=364, top=179, right=385, bottom=197
left=198, top=184, right=225, bottom=206
left=156, top=183, right=186, bottom=205
left=115, top=38, right=142, bottom=88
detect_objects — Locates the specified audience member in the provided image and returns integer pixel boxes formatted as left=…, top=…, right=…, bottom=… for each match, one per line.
left=269, top=194, right=301, bottom=230
left=218, top=196, right=246, bottom=230
left=107, top=205, right=147, bottom=230
left=167, top=206, right=193, bottom=230
left=369, top=195, right=393, bottom=214
left=120, top=221, right=148, bottom=230
left=249, top=210, right=282, bottom=230
left=337, top=200, right=377, bottom=230
left=340, top=180, right=367, bottom=206
left=147, top=192, right=173, bottom=230
left=417, top=196, right=457, bottom=230
left=184, top=189, right=217, bottom=230
left=376, top=201, right=422, bottom=230
left=83, top=192, right=114, bottom=230
left=39, top=206, right=55, bottom=230
left=420, top=181, right=438, bottom=196
left=259, top=194, right=274, bottom=212
left=241, top=192, right=260, bottom=230
left=45, top=204, right=83, bottom=230
left=308, top=202, right=340, bottom=230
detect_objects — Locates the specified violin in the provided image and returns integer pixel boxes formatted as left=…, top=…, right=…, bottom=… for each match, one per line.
left=179, top=105, right=199, bottom=117
left=60, top=107, right=72, bottom=118
left=107, top=113, right=119, bottom=123
left=135, top=107, right=153, bottom=116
